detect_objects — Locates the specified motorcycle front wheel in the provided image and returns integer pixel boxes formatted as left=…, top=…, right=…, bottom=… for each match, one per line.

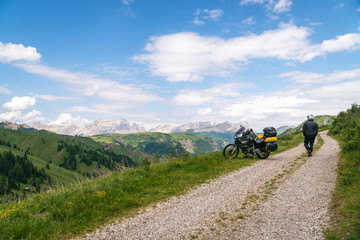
left=256, top=150, right=270, bottom=159
left=223, top=144, right=239, bottom=159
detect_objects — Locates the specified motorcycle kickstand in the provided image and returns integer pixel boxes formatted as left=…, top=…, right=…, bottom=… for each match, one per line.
left=253, top=145, right=256, bottom=160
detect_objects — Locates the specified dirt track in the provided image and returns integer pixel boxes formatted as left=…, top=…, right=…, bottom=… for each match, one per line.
left=82, top=131, right=339, bottom=240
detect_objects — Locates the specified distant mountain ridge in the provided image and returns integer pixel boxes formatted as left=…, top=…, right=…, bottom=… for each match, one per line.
left=150, top=121, right=248, bottom=134
left=30, top=119, right=248, bottom=137
left=32, top=119, right=146, bottom=136
left=0, top=121, right=35, bottom=132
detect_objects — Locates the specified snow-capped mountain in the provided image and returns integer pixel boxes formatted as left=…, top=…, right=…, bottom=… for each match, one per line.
left=32, top=119, right=146, bottom=136
left=29, top=119, right=248, bottom=137
left=32, top=122, right=82, bottom=136
left=80, top=119, right=146, bottom=136
left=149, top=121, right=248, bottom=133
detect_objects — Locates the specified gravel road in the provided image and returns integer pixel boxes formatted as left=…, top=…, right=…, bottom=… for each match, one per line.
left=82, top=131, right=339, bottom=240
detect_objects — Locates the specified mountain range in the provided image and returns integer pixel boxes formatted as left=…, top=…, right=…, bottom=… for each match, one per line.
left=30, top=119, right=248, bottom=137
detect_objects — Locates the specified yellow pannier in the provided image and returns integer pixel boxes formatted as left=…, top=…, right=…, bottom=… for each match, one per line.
left=257, top=134, right=264, bottom=139
left=265, top=137, right=277, bottom=143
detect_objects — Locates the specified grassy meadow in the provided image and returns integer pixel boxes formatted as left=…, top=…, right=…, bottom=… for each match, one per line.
left=0, top=131, right=305, bottom=239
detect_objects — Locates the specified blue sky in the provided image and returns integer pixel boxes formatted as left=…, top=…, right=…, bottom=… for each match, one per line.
left=0, top=0, right=360, bottom=131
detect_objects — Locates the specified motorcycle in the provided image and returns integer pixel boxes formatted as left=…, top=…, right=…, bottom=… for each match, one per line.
left=223, top=126, right=278, bottom=159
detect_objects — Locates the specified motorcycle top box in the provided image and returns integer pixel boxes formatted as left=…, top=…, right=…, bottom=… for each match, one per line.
left=263, top=127, right=277, bottom=137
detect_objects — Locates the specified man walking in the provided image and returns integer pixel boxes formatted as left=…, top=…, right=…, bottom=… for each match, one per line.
left=302, top=114, right=318, bottom=157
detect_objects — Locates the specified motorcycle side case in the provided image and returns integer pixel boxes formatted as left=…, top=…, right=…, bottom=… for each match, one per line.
left=266, top=142, right=278, bottom=152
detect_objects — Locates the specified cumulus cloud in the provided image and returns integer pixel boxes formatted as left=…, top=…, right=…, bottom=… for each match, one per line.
left=134, top=23, right=360, bottom=82
left=193, top=8, right=224, bottom=25
left=50, top=113, right=91, bottom=127
left=2, top=96, right=36, bottom=111
left=169, top=66, right=360, bottom=130
left=0, top=42, right=41, bottom=63
left=240, top=0, right=293, bottom=13
left=0, top=109, right=44, bottom=124
left=0, top=85, right=11, bottom=94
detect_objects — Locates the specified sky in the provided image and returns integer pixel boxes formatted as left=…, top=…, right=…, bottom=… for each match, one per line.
left=0, top=0, right=360, bottom=131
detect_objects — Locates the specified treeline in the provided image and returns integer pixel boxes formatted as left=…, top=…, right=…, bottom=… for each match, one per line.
left=57, top=140, right=136, bottom=171
left=0, top=150, right=51, bottom=195
left=0, top=138, right=20, bottom=151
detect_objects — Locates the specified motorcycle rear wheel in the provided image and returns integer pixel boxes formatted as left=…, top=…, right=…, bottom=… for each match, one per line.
left=223, top=144, right=239, bottom=159
left=256, top=150, right=270, bottom=159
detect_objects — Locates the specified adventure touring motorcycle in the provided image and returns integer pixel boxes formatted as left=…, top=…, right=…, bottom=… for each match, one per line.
left=223, top=126, right=278, bottom=160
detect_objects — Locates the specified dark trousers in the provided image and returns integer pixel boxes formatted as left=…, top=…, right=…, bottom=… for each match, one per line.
left=304, top=136, right=315, bottom=153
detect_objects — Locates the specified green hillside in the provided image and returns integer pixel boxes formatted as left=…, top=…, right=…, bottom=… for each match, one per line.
left=279, top=115, right=336, bottom=136
left=91, top=132, right=228, bottom=156
left=185, top=131, right=234, bottom=142
left=0, top=145, right=82, bottom=189
left=0, top=128, right=146, bottom=168
left=0, top=127, right=149, bottom=199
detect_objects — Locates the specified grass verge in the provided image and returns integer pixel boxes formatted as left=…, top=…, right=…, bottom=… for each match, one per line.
left=325, top=104, right=360, bottom=240
left=0, top=131, right=305, bottom=239
left=325, top=136, right=360, bottom=240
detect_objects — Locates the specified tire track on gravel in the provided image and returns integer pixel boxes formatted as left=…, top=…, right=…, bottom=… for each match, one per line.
left=81, top=131, right=339, bottom=240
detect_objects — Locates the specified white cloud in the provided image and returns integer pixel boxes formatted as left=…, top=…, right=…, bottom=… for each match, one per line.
left=0, top=109, right=44, bottom=124
left=36, top=95, right=79, bottom=101
left=0, top=85, right=11, bottom=94
left=0, top=42, right=41, bottom=63
left=193, top=9, right=224, bottom=26
left=335, top=3, right=345, bottom=9
left=197, top=107, right=212, bottom=115
left=221, top=95, right=318, bottom=119
left=2, top=96, right=36, bottom=111
left=169, top=66, right=360, bottom=130
left=240, top=0, right=293, bottom=13
left=240, top=0, right=266, bottom=4
left=122, top=0, right=134, bottom=5
left=172, top=82, right=253, bottom=106
left=135, top=23, right=360, bottom=82
left=203, top=9, right=224, bottom=21
left=273, top=0, right=292, bottom=13
left=50, top=113, right=91, bottom=127
left=242, top=16, right=256, bottom=25
left=279, top=68, right=360, bottom=84
left=14, top=63, right=163, bottom=105
left=319, top=33, right=360, bottom=53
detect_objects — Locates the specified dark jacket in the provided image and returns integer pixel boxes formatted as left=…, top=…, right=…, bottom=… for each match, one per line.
left=302, top=119, right=318, bottom=138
